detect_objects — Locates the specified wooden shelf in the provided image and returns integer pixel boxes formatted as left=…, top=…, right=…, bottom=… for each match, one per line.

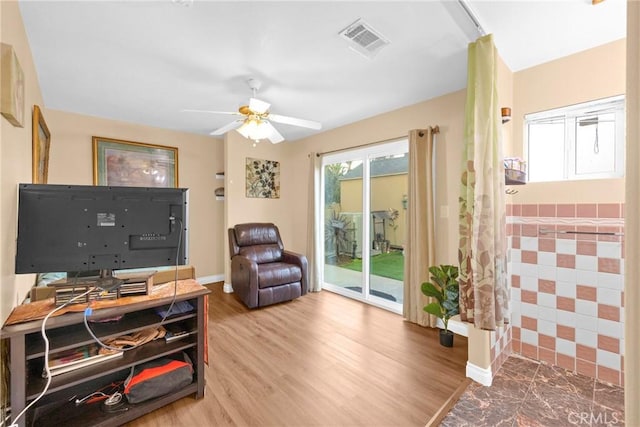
left=2, top=282, right=210, bottom=427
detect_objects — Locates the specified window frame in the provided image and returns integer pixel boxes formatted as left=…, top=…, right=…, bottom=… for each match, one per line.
left=524, top=95, right=625, bottom=182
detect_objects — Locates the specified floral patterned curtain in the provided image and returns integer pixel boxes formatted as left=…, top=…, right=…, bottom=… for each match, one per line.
left=458, top=34, right=509, bottom=330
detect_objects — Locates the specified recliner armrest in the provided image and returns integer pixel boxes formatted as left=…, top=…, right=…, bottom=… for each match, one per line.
left=231, top=255, right=259, bottom=308
left=282, top=250, right=309, bottom=295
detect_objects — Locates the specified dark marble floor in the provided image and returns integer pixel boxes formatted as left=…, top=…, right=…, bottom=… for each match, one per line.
left=440, top=355, right=625, bottom=427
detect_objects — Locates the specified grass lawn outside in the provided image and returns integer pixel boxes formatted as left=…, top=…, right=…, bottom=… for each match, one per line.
left=339, top=251, right=404, bottom=281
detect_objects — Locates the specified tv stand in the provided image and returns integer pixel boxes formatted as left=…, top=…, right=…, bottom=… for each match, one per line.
left=1, top=280, right=209, bottom=427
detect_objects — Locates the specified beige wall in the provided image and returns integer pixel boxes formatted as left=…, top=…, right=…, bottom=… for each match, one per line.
left=511, top=39, right=626, bottom=204
left=223, top=131, right=296, bottom=284
left=1, top=1, right=46, bottom=323
left=288, top=89, right=467, bottom=266
left=44, top=109, right=225, bottom=282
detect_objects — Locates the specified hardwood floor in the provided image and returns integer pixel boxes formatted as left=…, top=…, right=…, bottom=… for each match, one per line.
left=128, top=283, right=468, bottom=426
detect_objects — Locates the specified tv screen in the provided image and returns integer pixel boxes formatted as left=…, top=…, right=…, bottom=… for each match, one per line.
left=15, top=184, right=188, bottom=274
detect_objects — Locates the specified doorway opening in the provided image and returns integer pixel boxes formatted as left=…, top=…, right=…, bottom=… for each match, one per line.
left=321, top=139, right=408, bottom=313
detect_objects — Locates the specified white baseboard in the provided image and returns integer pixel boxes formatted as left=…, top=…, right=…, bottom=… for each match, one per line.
left=197, top=274, right=224, bottom=285
left=466, top=362, right=493, bottom=386
left=223, top=283, right=233, bottom=293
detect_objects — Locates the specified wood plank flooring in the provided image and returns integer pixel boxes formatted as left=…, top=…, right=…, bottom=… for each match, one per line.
left=128, top=283, right=468, bottom=426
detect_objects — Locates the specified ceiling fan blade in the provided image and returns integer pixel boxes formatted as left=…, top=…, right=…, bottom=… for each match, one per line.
left=182, top=109, right=242, bottom=116
left=268, top=113, right=322, bottom=130
left=263, top=121, right=285, bottom=144
left=249, top=98, right=271, bottom=114
left=210, top=120, right=244, bottom=136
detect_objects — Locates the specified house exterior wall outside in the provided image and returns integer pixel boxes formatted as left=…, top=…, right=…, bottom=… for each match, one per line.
left=43, top=109, right=225, bottom=281
left=339, top=174, right=408, bottom=248
left=0, top=1, right=46, bottom=324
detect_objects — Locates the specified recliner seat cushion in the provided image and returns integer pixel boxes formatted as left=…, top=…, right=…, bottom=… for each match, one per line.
left=257, top=262, right=302, bottom=289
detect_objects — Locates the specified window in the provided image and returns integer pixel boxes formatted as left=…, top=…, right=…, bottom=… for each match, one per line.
left=525, top=95, right=625, bottom=182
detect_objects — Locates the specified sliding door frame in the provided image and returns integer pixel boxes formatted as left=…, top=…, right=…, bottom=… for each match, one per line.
left=320, top=139, right=408, bottom=314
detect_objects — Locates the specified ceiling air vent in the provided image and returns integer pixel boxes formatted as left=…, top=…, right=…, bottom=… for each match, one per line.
left=339, top=18, right=390, bottom=59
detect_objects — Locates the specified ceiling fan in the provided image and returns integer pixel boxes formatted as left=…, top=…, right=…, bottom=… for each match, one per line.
left=183, top=78, right=322, bottom=144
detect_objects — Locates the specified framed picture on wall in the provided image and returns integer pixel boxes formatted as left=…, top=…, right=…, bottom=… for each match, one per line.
left=92, top=137, right=179, bottom=187
left=32, top=105, right=51, bottom=184
left=246, top=157, right=280, bottom=198
left=1, top=43, right=25, bottom=127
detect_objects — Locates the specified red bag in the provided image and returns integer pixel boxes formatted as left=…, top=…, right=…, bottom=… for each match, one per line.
left=124, top=353, right=193, bottom=404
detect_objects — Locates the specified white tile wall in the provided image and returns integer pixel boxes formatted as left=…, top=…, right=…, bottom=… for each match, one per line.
left=576, top=255, right=598, bottom=271
left=556, top=310, right=577, bottom=327
left=597, top=349, right=621, bottom=370
left=576, top=270, right=599, bottom=286
left=556, top=281, right=577, bottom=298
left=597, top=242, right=622, bottom=258
left=598, top=272, right=624, bottom=291
left=575, top=329, right=598, bottom=347
left=575, top=313, right=598, bottom=332
left=539, top=305, right=557, bottom=322
left=597, top=288, right=621, bottom=306
left=575, top=300, right=598, bottom=317
left=521, top=237, right=538, bottom=251
left=538, top=293, right=556, bottom=308
left=598, top=319, right=623, bottom=339
left=538, top=252, right=556, bottom=266
left=556, top=338, right=576, bottom=357
left=557, top=267, right=577, bottom=283
left=521, top=329, right=538, bottom=346
left=556, top=239, right=577, bottom=254
left=538, top=319, right=556, bottom=336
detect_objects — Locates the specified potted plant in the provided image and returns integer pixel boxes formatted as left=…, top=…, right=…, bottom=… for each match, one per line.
left=421, top=264, right=460, bottom=347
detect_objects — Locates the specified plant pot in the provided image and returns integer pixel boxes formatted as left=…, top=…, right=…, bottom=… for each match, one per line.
left=439, top=330, right=454, bottom=347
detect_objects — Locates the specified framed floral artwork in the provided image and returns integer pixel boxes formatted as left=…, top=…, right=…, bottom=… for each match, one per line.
left=32, top=105, right=51, bottom=184
left=246, top=157, right=280, bottom=198
left=93, top=137, right=178, bottom=187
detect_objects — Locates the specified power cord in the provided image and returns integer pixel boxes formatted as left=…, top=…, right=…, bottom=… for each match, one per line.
left=159, top=217, right=183, bottom=323
left=9, top=286, right=93, bottom=427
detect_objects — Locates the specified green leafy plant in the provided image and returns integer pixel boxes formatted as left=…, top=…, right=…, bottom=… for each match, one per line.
left=421, top=264, right=460, bottom=333
left=325, top=210, right=354, bottom=263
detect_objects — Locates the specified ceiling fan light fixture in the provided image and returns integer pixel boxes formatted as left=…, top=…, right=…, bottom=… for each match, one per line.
left=237, top=118, right=270, bottom=142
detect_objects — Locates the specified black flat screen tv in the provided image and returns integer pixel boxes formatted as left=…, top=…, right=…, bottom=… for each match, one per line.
left=15, top=184, right=188, bottom=276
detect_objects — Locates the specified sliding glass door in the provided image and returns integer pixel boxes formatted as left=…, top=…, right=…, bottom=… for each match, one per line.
left=321, top=139, right=408, bottom=313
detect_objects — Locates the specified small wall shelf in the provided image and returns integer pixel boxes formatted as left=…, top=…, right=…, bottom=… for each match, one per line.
left=215, top=172, right=224, bottom=200
left=505, top=169, right=526, bottom=185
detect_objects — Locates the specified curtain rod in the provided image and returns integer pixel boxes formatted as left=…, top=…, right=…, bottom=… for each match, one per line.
left=458, top=0, right=487, bottom=37
left=315, top=126, right=439, bottom=157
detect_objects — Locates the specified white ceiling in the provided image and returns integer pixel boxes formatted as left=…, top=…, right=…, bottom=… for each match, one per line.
left=19, top=0, right=626, bottom=143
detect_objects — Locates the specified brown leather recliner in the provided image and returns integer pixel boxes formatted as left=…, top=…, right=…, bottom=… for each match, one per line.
left=228, top=223, right=308, bottom=308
